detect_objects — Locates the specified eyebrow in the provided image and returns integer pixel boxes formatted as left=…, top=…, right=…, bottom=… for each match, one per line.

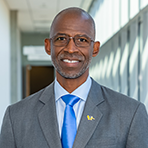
left=55, top=33, right=67, bottom=36
left=54, top=33, right=92, bottom=38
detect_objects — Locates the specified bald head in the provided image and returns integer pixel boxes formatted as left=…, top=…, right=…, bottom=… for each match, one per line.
left=50, top=7, right=95, bottom=39
left=45, top=7, right=100, bottom=81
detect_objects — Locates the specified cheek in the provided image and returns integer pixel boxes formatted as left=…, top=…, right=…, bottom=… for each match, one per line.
left=83, top=49, right=93, bottom=59
left=50, top=49, right=57, bottom=63
left=50, top=51, right=55, bottom=59
left=50, top=47, right=58, bottom=58
left=51, top=46, right=63, bottom=57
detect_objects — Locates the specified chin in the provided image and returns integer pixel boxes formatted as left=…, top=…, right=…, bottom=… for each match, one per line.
left=58, top=70, right=84, bottom=79
left=57, top=67, right=89, bottom=79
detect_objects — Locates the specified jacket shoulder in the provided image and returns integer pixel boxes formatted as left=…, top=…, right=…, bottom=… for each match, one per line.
left=8, top=82, right=54, bottom=115
left=91, top=78, right=143, bottom=111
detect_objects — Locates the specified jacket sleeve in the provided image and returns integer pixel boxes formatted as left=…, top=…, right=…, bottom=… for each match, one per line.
left=126, top=103, right=148, bottom=147
left=0, top=106, right=16, bottom=148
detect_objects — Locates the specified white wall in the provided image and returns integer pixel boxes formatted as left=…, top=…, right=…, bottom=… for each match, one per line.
left=89, top=1, right=148, bottom=110
left=129, top=21, right=138, bottom=100
left=0, top=0, right=10, bottom=127
left=120, top=30, right=128, bottom=96
left=90, top=0, right=148, bottom=45
left=141, top=11, right=148, bottom=108
left=10, top=11, right=22, bottom=104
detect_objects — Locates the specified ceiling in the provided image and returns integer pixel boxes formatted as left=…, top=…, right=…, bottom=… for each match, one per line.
left=5, top=0, right=93, bottom=33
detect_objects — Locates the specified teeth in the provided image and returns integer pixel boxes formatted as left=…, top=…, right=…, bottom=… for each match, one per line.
left=63, top=59, right=78, bottom=63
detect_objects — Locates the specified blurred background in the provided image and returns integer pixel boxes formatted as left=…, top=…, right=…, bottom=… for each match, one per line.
left=0, top=0, right=148, bottom=127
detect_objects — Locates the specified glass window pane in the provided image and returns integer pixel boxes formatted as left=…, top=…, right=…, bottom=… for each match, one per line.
left=113, top=0, right=120, bottom=33
left=140, top=0, right=148, bottom=9
left=130, top=0, right=139, bottom=19
left=121, top=0, right=129, bottom=27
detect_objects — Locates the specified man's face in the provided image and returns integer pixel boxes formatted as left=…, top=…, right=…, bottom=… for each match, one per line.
left=49, top=12, right=96, bottom=79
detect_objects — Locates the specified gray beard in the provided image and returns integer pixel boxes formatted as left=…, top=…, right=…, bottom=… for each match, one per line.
left=52, top=57, right=92, bottom=79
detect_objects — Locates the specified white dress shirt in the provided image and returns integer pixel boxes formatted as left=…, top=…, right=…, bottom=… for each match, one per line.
left=54, top=76, right=92, bottom=137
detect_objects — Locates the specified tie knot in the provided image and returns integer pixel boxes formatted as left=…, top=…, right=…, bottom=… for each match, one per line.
left=61, top=94, right=80, bottom=107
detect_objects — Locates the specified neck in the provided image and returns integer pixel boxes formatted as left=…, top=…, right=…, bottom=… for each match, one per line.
left=56, top=70, right=89, bottom=93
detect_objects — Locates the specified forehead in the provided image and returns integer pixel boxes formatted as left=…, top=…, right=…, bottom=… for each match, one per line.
left=50, top=11, right=95, bottom=38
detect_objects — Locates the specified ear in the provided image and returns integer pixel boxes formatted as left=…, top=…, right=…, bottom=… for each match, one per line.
left=44, top=38, right=51, bottom=55
left=92, top=41, right=100, bottom=57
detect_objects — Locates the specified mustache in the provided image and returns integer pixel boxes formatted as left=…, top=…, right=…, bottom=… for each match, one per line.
left=59, top=52, right=84, bottom=61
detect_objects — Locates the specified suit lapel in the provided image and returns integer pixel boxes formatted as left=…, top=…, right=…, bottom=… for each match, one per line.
left=38, top=82, right=62, bottom=148
left=73, top=80, right=104, bottom=148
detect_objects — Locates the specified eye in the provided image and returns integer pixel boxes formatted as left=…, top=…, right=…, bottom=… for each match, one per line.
left=78, top=37, right=89, bottom=43
left=56, top=36, right=66, bottom=41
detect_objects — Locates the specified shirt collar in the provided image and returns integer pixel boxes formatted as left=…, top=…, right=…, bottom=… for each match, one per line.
left=54, top=76, right=92, bottom=102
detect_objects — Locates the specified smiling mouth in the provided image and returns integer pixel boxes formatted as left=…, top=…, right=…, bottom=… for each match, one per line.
left=63, top=59, right=79, bottom=63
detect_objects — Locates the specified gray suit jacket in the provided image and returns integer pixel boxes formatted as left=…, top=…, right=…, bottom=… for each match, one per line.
left=0, top=79, right=148, bottom=148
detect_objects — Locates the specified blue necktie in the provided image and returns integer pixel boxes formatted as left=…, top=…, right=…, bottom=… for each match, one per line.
left=61, top=94, right=80, bottom=148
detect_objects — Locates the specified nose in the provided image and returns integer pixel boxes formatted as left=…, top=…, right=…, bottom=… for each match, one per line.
left=65, top=37, right=78, bottom=53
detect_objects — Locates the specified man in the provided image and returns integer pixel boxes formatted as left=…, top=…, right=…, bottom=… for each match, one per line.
left=0, top=7, right=148, bottom=148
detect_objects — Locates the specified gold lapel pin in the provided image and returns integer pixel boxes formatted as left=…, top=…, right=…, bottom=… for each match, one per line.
left=87, top=115, right=95, bottom=120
